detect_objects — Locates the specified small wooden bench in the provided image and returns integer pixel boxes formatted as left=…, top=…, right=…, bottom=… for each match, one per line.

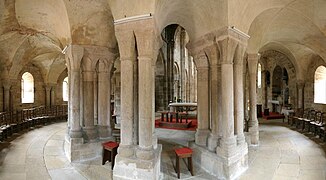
left=175, top=147, right=194, bottom=179
left=102, top=141, right=119, bottom=169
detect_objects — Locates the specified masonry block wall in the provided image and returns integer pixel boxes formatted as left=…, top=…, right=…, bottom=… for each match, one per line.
left=305, top=56, right=326, bottom=111
left=14, top=64, right=46, bottom=110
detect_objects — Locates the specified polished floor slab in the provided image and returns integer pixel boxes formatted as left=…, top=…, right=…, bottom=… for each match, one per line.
left=0, top=119, right=325, bottom=180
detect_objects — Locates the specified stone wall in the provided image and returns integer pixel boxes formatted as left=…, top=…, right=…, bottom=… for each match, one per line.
left=13, top=64, right=46, bottom=110
left=56, top=69, right=68, bottom=105
left=305, top=56, right=326, bottom=111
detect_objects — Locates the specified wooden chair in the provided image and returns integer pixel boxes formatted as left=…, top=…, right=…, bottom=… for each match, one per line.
left=317, top=113, right=326, bottom=140
left=289, top=108, right=302, bottom=126
left=102, top=141, right=119, bottom=169
left=175, top=147, right=194, bottom=179
left=310, top=112, right=323, bottom=135
left=296, top=108, right=310, bottom=129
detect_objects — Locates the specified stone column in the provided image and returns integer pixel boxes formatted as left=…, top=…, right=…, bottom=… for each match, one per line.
left=234, top=46, right=246, bottom=145
left=94, top=72, right=98, bottom=125
left=98, top=58, right=114, bottom=139
left=247, top=53, right=260, bottom=145
left=216, top=37, right=237, bottom=156
left=82, top=63, right=97, bottom=141
left=207, top=63, right=220, bottom=151
left=119, top=57, right=134, bottom=156
left=44, top=85, right=51, bottom=107
left=297, top=80, right=305, bottom=110
left=51, top=85, right=56, bottom=106
left=137, top=56, right=154, bottom=159
left=65, top=45, right=84, bottom=138
left=195, top=65, right=210, bottom=147
left=3, top=82, right=11, bottom=111
left=180, top=28, right=186, bottom=102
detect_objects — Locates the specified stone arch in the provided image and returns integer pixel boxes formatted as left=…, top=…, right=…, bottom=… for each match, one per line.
left=305, top=55, right=326, bottom=110
left=260, top=50, right=297, bottom=110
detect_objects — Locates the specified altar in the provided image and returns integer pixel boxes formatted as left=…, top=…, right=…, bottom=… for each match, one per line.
left=168, top=102, right=197, bottom=112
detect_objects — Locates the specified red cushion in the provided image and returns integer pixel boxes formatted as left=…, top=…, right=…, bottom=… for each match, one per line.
left=175, top=147, right=192, bottom=156
left=102, top=141, right=119, bottom=149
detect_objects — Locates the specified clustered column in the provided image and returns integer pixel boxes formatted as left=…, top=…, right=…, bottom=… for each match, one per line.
left=66, top=45, right=83, bottom=139
left=247, top=53, right=260, bottom=145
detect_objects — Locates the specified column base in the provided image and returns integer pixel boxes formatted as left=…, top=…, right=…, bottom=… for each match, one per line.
left=207, top=133, right=220, bottom=152
left=191, top=141, right=248, bottom=180
left=113, top=145, right=162, bottom=180
left=236, top=134, right=246, bottom=146
left=195, top=129, right=210, bottom=147
left=98, top=125, right=113, bottom=139
left=248, top=125, right=259, bottom=145
left=69, top=129, right=83, bottom=138
left=216, top=136, right=237, bottom=157
left=84, top=126, right=98, bottom=141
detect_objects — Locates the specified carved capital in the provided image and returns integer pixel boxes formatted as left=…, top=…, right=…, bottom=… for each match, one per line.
left=247, top=53, right=260, bottom=74
left=193, top=51, right=209, bottom=69
left=296, top=80, right=305, bottom=89
left=217, top=37, right=238, bottom=64
left=65, top=45, right=84, bottom=71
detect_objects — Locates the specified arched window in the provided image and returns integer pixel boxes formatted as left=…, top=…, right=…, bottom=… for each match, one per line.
left=257, top=63, right=262, bottom=88
left=21, top=72, right=34, bottom=103
left=314, top=66, right=326, bottom=104
left=63, top=77, right=68, bottom=101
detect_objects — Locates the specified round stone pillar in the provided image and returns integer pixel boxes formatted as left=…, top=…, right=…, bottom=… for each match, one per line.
left=136, top=56, right=154, bottom=159
left=195, top=66, right=210, bottom=147
left=98, top=59, right=113, bottom=139
left=83, top=70, right=97, bottom=140
left=297, top=80, right=305, bottom=110
left=119, top=58, right=134, bottom=157
left=3, top=83, right=11, bottom=112
left=247, top=53, right=260, bottom=145
left=234, top=46, right=246, bottom=145
left=69, top=70, right=82, bottom=138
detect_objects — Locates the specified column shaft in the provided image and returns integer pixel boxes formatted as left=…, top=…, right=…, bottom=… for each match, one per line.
left=69, top=70, right=82, bottom=138
left=120, top=59, right=134, bottom=146
left=247, top=54, right=259, bottom=145
left=138, top=57, right=153, bottom=149
left=234, top=63, right=245, bottom=144
left=98, top=71, right=112, bottom=138
left=221, top=63, right=235, bottom=138
left=83, top=71, right=97, bottom=140
left=3, top=85, right=11, bottom=111
left=195, top=67, right=210, bottom=146
left=297, top=81, right=305, bottom=110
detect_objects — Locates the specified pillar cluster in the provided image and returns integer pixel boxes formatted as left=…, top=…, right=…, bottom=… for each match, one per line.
left=188, top=27, right=250, bottom=179
left=64, top=45, right=116, bottom=162
left=112, top=17, right=162, bottom=180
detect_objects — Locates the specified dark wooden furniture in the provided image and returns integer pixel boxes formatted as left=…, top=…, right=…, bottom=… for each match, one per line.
left=102, top=141, right=119, bottom=169
left=178, top=112, right=188, bottom=123
left=175, top=147, right=194, bottom=179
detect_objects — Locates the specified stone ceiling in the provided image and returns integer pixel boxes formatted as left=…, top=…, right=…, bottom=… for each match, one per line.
left=1, top=0, right=325, bottom=83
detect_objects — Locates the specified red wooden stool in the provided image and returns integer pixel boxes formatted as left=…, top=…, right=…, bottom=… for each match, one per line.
left=174, top=147, right=194, bottom=179
left=102, top=141, right=119, bottom=169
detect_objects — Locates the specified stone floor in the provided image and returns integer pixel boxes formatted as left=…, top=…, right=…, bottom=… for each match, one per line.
left=0, top=119, right=325, bottom=180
